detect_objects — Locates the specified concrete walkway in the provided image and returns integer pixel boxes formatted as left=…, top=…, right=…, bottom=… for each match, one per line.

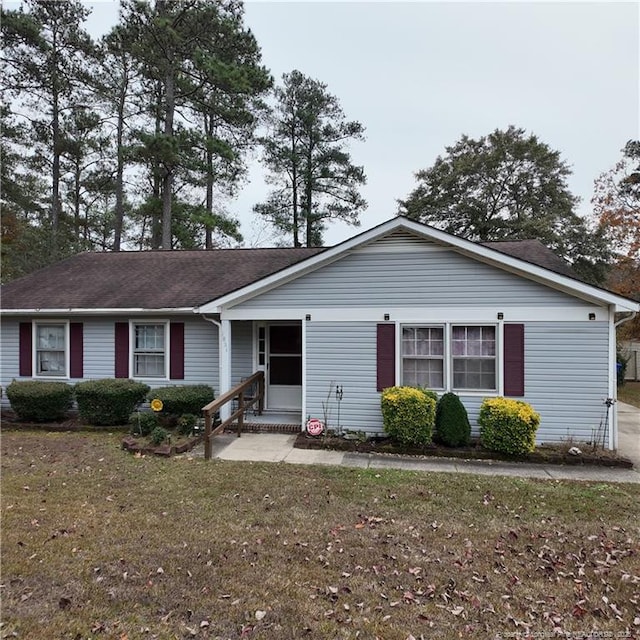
left=190, top=403, right=640, bottom=484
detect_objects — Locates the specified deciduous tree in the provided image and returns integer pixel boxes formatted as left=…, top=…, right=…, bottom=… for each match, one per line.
left=399, top=126, right=610, bottom=284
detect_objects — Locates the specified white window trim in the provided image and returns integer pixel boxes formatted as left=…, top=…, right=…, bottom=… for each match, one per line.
left=450, top=324, right=498, bottom=394
left=129, top=320, right=170, bottom=380
left=33, top=320, right=70, bottom=379
left=398, top=322, right=501, bottom=395
left=399, top=324, right=446, bottom=391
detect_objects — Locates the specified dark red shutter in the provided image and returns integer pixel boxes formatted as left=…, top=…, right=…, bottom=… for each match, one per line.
left=169, top=322, right=185, bottom=380
left=19, top=322, right=32, bottom=377
left=376, top=324, right=396, bottom=391
left=114, top=322, right=129, bottom=378
left=504, top=324, right=525, bottom=396
left=69, top=322, right=84, bottom=378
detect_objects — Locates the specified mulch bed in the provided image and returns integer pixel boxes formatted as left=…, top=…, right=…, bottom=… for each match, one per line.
left=294, top=433, right=635, bottom=469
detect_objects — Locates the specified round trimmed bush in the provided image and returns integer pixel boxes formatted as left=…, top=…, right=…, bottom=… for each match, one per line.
left=479, top=397, right=540, bottom=456
left=6, top=380, right=73, bottom=422
left=150, top=385, right=214, bottom=417
left=435, top=392, right=471, bottom=447
left=381, top=386, right=435, bottom=447
left=150, top=426, right=169, bottom=445
left=75, top=379, right=150, bottom=426
left=176, top=413, right=198, bottom=435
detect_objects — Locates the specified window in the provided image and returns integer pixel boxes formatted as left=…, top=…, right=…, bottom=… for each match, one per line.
left=451, top=325, right=496, bottom=390
left=133, top=323, right=166, bottom=377
left=35, top=324, right=67, bottom=376
left=401, top=326, right=444, bottom=389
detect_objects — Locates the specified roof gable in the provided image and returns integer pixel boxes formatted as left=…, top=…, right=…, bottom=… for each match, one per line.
left=199, top=218, right=639, bottom=313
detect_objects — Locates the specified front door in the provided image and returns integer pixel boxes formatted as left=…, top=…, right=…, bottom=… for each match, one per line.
left=267, top=323, right=302, bottom=410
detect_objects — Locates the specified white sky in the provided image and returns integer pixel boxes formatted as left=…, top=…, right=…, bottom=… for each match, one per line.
left=42, top=1, right=640, bottom=245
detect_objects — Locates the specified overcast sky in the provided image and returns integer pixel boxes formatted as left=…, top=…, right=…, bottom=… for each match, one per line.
left=81, top=1, right=640, bottom=245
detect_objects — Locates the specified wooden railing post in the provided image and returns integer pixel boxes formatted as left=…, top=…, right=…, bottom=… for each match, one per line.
left=204, top=409, right=212, bottom=460
left=237, top=390, right=244, bottom=437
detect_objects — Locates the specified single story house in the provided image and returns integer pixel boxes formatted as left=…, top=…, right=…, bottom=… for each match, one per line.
left=1, top=216, right=637, bottom=449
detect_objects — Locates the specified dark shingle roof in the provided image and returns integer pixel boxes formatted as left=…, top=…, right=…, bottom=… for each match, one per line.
left=481, top=239, right=577, bottom=278
left=0, top=235, right=577, bottom=312
left=0, top=247, right=324, bottom=310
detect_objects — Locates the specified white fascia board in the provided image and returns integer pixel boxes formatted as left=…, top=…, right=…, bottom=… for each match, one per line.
left=222, top=305, right=610, bottom=323
left=197, top=217, right=639, bottom=314
left=0, top=307, right=196, bottom=316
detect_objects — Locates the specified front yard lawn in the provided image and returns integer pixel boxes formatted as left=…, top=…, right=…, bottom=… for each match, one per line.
left=2, top=431, right=639, bottom=639
left=619, top=381, right=640, bottom=408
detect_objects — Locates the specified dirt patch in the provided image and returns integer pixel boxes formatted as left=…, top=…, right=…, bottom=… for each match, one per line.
left=121, top=434, right=203, bottom=457
left=294, top=433, right=634, bottom=468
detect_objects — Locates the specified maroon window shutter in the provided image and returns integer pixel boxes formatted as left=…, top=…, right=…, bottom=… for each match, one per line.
left=504, top=324, right=525, bottom=396
left=114, top=322, right=129, bottom=378
left=69, top=322, right=84, bottom=378
left=169, top=322, right=185, bottom=380
left=19, top=322, right=32, bottom=377
left=376, top=324, right=396, bottom=392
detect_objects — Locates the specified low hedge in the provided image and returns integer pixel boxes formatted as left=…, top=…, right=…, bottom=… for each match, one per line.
left=6, top=380, right=73, bottom=422
left=150, top=385, right=215, bottom=416
left=381, top=386, right=436, bottom=447
left=435, top=392, right=471, bottom=447
left=479, top=397, right=540, bottom=456
left=75, top=379, right=150, bottom=426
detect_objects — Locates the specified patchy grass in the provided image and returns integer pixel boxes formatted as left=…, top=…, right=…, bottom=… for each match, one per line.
left=619, top=381, right=640, bottom=408
left=2, top=431, right=639, bottom=639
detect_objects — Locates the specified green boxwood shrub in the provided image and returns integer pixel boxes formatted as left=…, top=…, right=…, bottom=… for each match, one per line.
left=176, top=413, right=198, bottom=435
left=150, top=426, right=169, bottom=445
left=381, top=386, right=436, bottom=447
left=129, top=411, right=160, bottom=436
left=150, top=385, right=215, bottom=417
left=435, top=392, right=471, bottom=447
left=6, top=380, right=73, bottom=422
left=479, top=397, right=540, bottom=456
left=75, top=379, right=150, bottom=426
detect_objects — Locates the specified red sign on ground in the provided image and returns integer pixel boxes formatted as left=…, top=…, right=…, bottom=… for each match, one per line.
left=306, top=418, right=324, bottom=436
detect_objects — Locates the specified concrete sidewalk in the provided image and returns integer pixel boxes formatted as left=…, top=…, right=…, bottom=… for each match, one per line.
left=191, top=402, right=640, bottom=483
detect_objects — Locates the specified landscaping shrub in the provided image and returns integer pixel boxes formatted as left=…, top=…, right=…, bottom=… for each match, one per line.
left=150, top=426, right=169, bottom=445
left=435, top=392, right=471, bottom=447
left=479, top=397, right=540, bottom=456
left=381, top=386, right=435, bottom=447
left=176, top=413, right=198, bottom=436
left=6, top=380, right=73, bottom=422
left=150, top=385, right=215, bottom=417
left=75, top=379, right=150, bottom=426
left=129, top=411, right=160, bottom=436
left=616, top=350, right=628, bottom=387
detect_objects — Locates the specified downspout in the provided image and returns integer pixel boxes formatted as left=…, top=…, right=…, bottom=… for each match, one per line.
left=614, top=311, right=637, bottom=329
left=202, top=313, right=231, bottom=421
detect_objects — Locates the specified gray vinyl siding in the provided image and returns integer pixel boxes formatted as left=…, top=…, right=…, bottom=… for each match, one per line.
left=235, top=248, right=589, bottom=309
left=231, top=321, right=253, bottom=385
left=522, top=322, right=610, bottom=444
left=305, top=319, right=611, bottom=445
left=306, top=322, right=382, bottom=433
left=0, top=316, right=220, bottom=410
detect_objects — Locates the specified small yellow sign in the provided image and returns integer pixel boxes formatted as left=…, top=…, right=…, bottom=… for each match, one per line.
left=150, top=398, right=164, bottom=412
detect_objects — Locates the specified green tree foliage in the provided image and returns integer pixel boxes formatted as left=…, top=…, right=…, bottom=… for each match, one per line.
left=399, top=126, right=611, bottom=284
left=1, top=0, right=97, bottom=258
left=255, top=70, right=367, bottom=247
left=121, top=0, right=270, bottom=249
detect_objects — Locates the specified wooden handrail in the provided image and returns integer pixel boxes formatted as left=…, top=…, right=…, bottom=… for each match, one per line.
left=201, top=370, right=265, bottom=460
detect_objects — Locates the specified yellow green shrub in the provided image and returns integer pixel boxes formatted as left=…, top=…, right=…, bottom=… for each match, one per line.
left=381, top=386, right=436, bottom=446
left=479, top=397, right=540, bottom=455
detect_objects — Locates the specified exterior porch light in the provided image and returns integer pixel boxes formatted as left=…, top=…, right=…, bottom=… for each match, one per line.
left=305, top=314, right=311, bottom=321
left=384, top=313, right=390, bottom=321
left=497, top=312, right=504, bottom=320
left=589, top=313, right=596, bottom=320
